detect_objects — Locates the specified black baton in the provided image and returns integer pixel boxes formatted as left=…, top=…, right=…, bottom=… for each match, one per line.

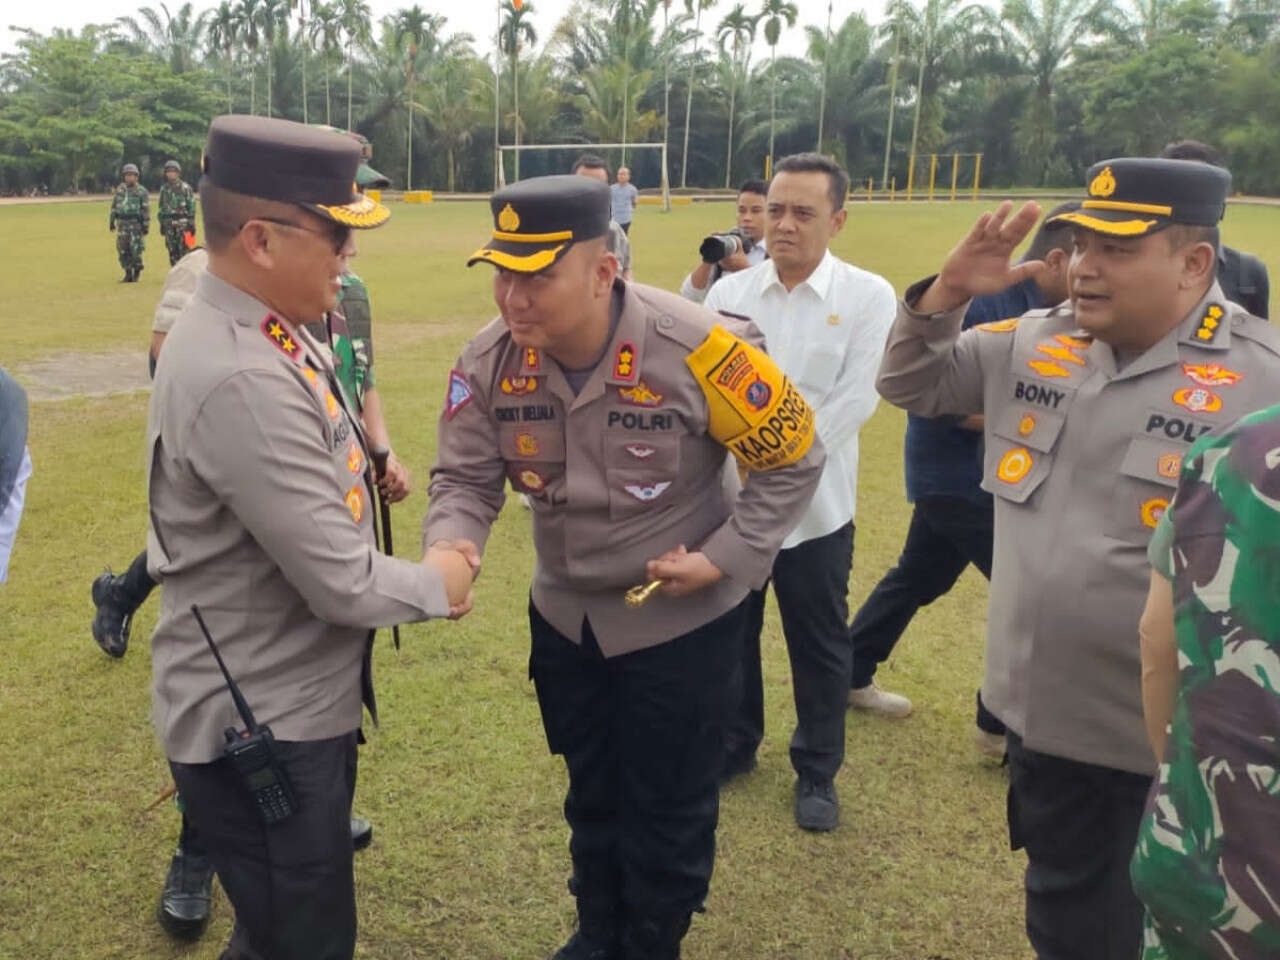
left=370, top=447, right=400, bottom=650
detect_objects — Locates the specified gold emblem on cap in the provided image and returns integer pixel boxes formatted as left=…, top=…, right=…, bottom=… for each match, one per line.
left=1089, top=165, right=1117, bottom=198
left=497, top=203, right=521, bottom=232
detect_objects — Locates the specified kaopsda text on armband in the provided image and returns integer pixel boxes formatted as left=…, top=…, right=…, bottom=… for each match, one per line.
left=685, top=325, right=816, bottom=470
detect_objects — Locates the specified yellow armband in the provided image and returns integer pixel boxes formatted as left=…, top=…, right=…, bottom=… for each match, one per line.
left=685, top=324, right=816, bottom=470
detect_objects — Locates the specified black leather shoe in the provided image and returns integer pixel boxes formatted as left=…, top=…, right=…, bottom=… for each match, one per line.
left=91, top=572, right=132, bottom=658
left=550, top=930, right=616, bottom=960
left=351, top=816, right=373, bottom=851
left=794, top=776, right=839, bottom=832
left=157, top=847, right=213, bottom=941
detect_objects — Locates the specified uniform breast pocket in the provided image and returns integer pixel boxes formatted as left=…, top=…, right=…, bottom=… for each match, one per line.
left=982, top=405, right=1067, bottom=505
left=502, top=425, right=567, bottom=501
left=796, top=341, right=846, bottom=397
left=1108, top=435, right=1182, bottom=542
left=603, top=434, right=681, bottom=520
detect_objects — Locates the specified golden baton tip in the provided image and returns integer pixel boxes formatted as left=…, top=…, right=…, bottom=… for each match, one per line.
left=625, top=580, right=664, bottom=608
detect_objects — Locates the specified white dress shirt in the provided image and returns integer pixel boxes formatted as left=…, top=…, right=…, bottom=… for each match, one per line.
left=705, top=250, right=895, bottom=548
left=680, top=239, right=768, bottom=303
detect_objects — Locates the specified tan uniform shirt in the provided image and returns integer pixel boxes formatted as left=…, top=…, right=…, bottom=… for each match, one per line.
left=876, top=280, right=1280, bottom=775
left=152, top=248, right=208, bottom=334
left=147, top=271, right=450, bottom=764
left=425, top=281, right=825, bottom=657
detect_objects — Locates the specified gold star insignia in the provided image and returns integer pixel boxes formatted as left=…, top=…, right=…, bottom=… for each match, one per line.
left=281, top=336, right=296, bottom=352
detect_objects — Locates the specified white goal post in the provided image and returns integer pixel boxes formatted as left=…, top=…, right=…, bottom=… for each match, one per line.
left=497, top=142, right=671, bottom=212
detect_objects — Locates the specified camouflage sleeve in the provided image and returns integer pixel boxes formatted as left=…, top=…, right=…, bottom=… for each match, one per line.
left=338, top=275, right=374, bottom=391
left=185, top=184, right=195, bottom=219
left=141, top=190, right=150, bottom=231
left=109, top=189, right=119, bottom=228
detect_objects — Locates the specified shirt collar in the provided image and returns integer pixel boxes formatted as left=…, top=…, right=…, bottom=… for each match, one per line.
left=762, top=249, right=835, bottom=298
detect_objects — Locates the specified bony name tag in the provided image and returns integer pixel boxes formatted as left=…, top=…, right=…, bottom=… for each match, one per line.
left=685, top=325, right=816, bottom=471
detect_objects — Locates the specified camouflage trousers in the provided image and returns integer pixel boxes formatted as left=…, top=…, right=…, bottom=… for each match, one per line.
left=115, top=223, right=145, bottom=272
left=161, top=219, right=192, bottom=266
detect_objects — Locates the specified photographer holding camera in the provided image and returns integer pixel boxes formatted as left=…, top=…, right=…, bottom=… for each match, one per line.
left=680, top=179, right=768, bottom=303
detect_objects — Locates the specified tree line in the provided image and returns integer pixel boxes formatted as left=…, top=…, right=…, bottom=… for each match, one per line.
left=1, top=0, right=1278, bottom=196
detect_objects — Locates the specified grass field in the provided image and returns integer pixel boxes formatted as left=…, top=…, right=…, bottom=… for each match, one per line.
left=1, top=196, right=1276, bottom=960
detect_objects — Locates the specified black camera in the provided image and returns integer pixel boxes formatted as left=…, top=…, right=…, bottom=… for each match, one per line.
left=699, top=228, right=755, bottom=264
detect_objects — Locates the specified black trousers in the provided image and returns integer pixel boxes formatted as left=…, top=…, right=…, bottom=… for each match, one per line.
left=529, top=599, right=741, bottom=929
left=726, top=522, right=855, bottom=783
left=847, top=496, right=1005, bottom=734
left=170, top=732, right=359, bottom=960
left=1006, top=733, right=1151, bottom=960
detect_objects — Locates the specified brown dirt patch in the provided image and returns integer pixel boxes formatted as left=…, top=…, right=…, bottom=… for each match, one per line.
left=14, top=350, right=150, bottom=402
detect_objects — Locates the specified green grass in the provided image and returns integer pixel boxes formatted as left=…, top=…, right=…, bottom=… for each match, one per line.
left=1, top=197, right=1277, bottom=960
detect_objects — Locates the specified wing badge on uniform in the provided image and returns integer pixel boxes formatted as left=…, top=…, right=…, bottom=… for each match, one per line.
left=625, top=443, right=656, bottom=459
left=445, top=369, right=473, bottom=420
left=618, top=381, right=663, bottom=407
left=623, top=481, right=671, bottom=502
left=1182, top=362, right=1241, bottom=388
left=1173, top=387, right=1222, bottom=414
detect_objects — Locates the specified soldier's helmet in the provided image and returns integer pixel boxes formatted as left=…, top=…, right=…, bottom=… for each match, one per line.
left=121, top=163, right=140, bottom=176
left=164, top=159, right=181, bottom=173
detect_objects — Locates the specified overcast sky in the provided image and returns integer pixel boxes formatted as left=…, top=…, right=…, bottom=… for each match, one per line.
left=4, top=0, right=889, bottom=60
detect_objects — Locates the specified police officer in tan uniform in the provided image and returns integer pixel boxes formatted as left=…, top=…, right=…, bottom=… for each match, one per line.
left=426, top=175, right=824, bottom=960
left=146, top=116, right=473, bottom=960
left=875, top=158, right=1280, bottom=960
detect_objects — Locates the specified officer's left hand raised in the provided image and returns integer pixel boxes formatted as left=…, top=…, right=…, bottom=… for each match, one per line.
left=646, top=545, right=723, bottom=597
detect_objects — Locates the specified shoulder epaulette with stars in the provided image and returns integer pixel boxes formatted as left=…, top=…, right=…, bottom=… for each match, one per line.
left=261, top=314, right=301, bottom=361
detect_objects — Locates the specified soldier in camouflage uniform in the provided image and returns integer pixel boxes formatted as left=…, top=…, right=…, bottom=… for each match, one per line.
left=109, top=162, right=150, bottom=282
left=1132, top=403, right=1280, bottom=959
left=157, top=160, right=196, bottom=267
left=302, top=155, right=410, bottom=501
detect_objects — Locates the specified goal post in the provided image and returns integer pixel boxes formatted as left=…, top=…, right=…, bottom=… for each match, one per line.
left=497, top=142, right=671, bottom=212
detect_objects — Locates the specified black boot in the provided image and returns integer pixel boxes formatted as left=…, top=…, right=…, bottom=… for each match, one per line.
left=619, top=909, right=692, bottom=960
left=550, top=878, right=620, bottom=960
left=351, top=816, right=373, bottom=851
left=121, top=268, right=132, bottom=283
left=157, top=845, right=213, bottom=941
left=90, top=571, right=132, bottom=658
left=134, top=263, right=143, bottom=281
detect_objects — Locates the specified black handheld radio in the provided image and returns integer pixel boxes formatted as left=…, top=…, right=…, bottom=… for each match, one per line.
left=191, top=605, right=299, bottom=825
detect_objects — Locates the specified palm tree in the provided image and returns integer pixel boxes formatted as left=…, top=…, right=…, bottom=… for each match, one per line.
left=207, top=0, right=239, bottom=110
left=805, top=13, right=881, bottom=170
left=310, top=1, right=343, bottom=124
left=392, top=6, right=444, bottom=190
left=500, top=0, right=537, bottom=180
left=757, top=0, right=798, bottom=168
left=258, top=0, right=288, bottom=116
left=420, top=47, right=485, bottom=191
left=288, top=0, right=310, bottom=121
left=997, top=0, right=1114, bottom=182
left=610, top=0, right=648, bottom=165
left=884, top=0, right=988, bottom=180
left=116, top=2, right=210, bottom=72
left=815, top=0, right=833, bottom=150
left=339, top=0, right=372, bottom=129
left=717, top=4, right=756, bottom=186
left=679, top=0, right=718, bottom=187
left=234, top=0, right=262, bottom=113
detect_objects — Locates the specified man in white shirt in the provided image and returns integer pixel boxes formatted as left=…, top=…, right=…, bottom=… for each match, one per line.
left=704, top=153, right=895, bottom=831
left=680, top=180, right=769, bottom=304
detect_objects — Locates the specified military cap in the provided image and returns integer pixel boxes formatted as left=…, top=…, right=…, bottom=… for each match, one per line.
left=468, top=175, right=610, bottom=274
left=1047, top=158, right=1230, bottom=237
left=200, top=115, right=389, bottom=228
left=164, top=159, right=181, bottom=173
left=121, top=163, right=140, bottom=176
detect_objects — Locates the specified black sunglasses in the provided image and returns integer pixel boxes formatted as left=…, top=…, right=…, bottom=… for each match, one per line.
left=242, top=216, right=351, bottom=254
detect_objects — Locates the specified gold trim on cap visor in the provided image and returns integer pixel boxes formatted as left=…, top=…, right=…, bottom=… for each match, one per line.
left=492, top=228, right=574, bottom=243
left=1049, top=211, right=1159, bottom=236
left=469, top=243, right=568, bottom=272
left=315, top=191, right=390, bottom=228
left=1082, top=199, right=1174, bottom=216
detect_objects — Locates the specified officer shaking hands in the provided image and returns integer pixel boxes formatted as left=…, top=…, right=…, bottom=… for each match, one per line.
left=426, top=175, right=824, bottom=960
left=146, top=116, right=473, bottom=960
left=876, top=159, right=1280, bottom=960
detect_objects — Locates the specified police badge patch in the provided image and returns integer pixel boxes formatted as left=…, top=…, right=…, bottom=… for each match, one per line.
left=445, top=369, right=473, bottom=420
